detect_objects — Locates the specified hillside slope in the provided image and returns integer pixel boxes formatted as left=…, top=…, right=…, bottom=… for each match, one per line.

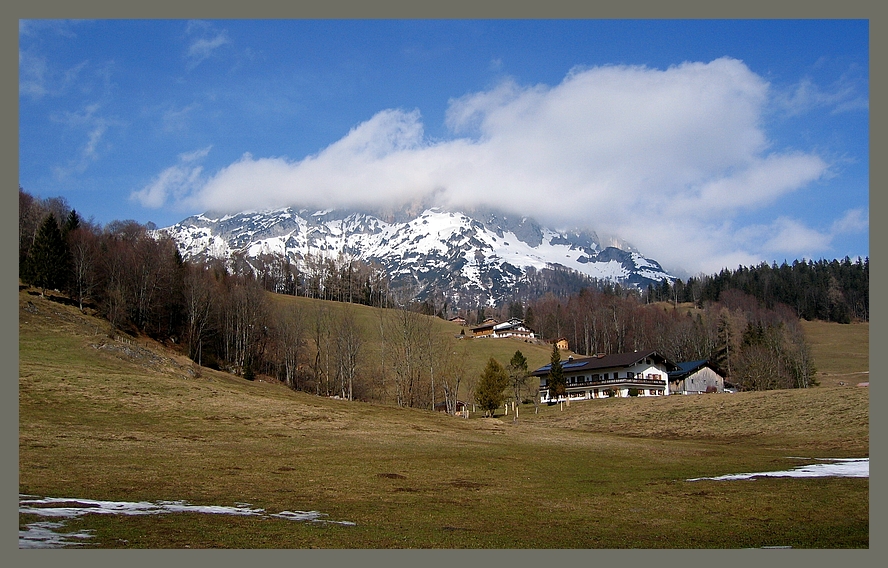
left=18, top=288, right=869, bottom=548
left=266, top=291, right=556, bottom=402
left=800, top=319, right=869, bottom=388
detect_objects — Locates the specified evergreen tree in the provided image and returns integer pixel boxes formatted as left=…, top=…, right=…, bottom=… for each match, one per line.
left=62, top=209, right=81, bottom=235
left=547, top=342, right=566, bottom=401
left=24, top=214, right=70, bottom=295
left=524, top=305, right=536, bottom=330
left=474, top=357, right=510, bottom=417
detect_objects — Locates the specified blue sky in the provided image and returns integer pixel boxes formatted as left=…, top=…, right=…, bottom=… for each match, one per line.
left=19, top=19, right=868, bottom=276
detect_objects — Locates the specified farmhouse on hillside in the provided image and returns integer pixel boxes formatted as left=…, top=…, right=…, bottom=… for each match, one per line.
left=667, top=360, right=726, bottom=394
left=470, top=318, right=536, bottom=340
left=532, top=350, right=678, bottom=403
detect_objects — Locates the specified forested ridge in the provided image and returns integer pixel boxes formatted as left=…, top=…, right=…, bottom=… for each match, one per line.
left=19, top=187, right=866, bottom=399
left=644, top=259, right=868, bottom=324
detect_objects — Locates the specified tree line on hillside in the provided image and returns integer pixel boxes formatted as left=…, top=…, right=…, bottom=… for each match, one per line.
left=18, top=188, right=478, bottom=409
left=228, top=248, right=395, bottom=307
left=441, top=258, right=867, bottom=329
left=643, top=260, right=868, bottom=323
left=21, top=188, right=859, bottom=398
left=518, top=286, right=817, bottom=391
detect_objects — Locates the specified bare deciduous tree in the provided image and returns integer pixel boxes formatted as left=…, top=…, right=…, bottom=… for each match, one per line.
left=182, top=263, right=215, bottom=364
left=66, top=223, right=100, bottom=312
left=308, top=303, right=334, bottom=395
left=386, top=305, right=430, bottom=408
left=273, top=302, right=306, bottom=389
left=335, top=306, right=363, bottom=400
left=439, top=342, right=467, bottom=415
left=219, top=279, right=269, bottom=376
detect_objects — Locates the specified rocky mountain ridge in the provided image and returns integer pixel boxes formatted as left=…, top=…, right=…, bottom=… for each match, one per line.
left=158, top=206, right=674, bottom=307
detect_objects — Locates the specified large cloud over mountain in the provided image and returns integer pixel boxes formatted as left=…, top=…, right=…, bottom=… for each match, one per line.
left=139, top=57, right=834, bottom=274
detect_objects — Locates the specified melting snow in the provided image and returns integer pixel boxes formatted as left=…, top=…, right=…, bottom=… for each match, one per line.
left=19, top=495, right=355, bottom=548
left=19, top=520, right=96, bottom=549
left=687, top=458, right=869, bottom=481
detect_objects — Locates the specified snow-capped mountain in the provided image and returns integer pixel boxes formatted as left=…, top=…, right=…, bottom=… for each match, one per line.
left=158, top=206, right=674, bottom=307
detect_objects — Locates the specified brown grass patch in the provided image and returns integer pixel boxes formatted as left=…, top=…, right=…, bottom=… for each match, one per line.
left=19, top=289, right=869, bottom=548
left=801, top=320, right=869, bottom=388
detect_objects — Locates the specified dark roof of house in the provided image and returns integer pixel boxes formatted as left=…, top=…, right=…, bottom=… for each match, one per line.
left=531, top=350, right=678, bottom=376
left=471, top=318, right=533, bottom=333
left=667, top=360, right=717, bottom=381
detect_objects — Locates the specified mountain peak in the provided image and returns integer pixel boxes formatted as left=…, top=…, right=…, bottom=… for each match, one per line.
left=159, top=206, right=673, bottom=307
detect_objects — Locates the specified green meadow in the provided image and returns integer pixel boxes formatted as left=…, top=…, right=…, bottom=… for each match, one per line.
left=19, top=289, right=868, bottom=548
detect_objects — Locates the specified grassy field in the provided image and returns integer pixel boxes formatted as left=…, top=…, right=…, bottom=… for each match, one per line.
left=18, top=289, right=869, bottom=548
left=800, top=319, right=869, bottom=388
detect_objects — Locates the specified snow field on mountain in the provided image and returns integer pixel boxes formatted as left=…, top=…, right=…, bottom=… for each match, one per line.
left=159, top=206, right=674, bottom=306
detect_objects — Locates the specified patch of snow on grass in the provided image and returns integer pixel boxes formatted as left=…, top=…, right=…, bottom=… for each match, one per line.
left=687, top=458, right=868, bottom=482
left=19, top=520, right=94, bottom=548
left=19, top=494, right=355, bottom=548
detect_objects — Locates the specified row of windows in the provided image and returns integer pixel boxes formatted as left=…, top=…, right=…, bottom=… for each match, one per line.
left=542, top=371, right=664, bottom=387
left=568, top=371, right=637, bottom=382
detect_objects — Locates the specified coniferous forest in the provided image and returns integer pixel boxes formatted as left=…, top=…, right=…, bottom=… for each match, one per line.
left=19, top=187, right=867, bottom=398
left=663, top=259, right=868, bottom=324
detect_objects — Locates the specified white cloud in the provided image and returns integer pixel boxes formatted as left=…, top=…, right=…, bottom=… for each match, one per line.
left=82, top=122, right=107, bottom=161
left=19, top=50, right=48, bottom=98
left=179, top=146, right=212, bottom=163
left=680, top=152, right=828, bottom=214
left=756, top=217, right=833, bottom=256
left=154, top=57, right=838, bottom=274
left=49, top=104, right=121, bottom=179
left=185, top=21, right=230, bottom=69
left=831, top=208, right=868, bottom=235
left=19, top=50, right=89, bottom=100
left=19, top=19, right=93, bottom=101
left=776, top=74, right=869, bottom=117
left=131, top=146, right=211, bottom=209
left=162, top=103, right=201, bottom=132
left=19, top=19, right=81, bottom=38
